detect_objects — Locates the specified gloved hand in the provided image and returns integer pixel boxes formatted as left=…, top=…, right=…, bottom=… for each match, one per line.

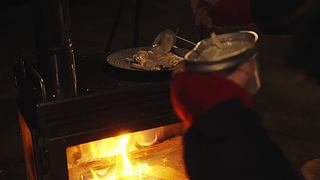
left=170, top=61, right=256, bottom=128
left=191, top=0, right=214, bottom=29
left=190, top=0, right=252, bottom=28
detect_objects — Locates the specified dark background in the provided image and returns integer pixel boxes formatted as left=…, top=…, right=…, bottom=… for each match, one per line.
left=1, top=0, right=320, bottom=179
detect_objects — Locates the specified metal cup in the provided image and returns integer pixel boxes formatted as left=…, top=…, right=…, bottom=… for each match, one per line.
left=184, top=31, right=261, bottom=95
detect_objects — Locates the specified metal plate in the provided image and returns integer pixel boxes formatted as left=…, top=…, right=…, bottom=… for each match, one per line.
left=106, top=46, right=188, bottom=72
left=184, top=31, right=258, bottom=73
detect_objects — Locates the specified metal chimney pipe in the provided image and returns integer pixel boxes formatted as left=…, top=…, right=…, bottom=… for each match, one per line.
left=32, top=0, right=77, bottom=101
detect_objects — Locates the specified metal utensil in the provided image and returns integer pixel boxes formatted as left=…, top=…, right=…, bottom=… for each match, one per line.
left=176, top=35, right=197, bottom=46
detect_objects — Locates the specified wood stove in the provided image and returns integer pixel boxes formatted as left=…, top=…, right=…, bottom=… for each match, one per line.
left=15, top=0, right=186, bottom=179
left=16, top=52, right=187, bottom=180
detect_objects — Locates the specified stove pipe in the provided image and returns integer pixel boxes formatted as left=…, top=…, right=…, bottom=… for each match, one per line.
left=32, top=0, right=77, bottom=100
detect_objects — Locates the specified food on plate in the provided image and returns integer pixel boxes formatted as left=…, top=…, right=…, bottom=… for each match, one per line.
left=196, top=32, right=250, bottom=61
left=199, top=41, right=250, bottom=61
left=130, top=50, right=184, bottom=71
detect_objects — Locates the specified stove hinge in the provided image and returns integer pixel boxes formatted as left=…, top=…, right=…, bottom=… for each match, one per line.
left=37, top=138, right=50, bottom=179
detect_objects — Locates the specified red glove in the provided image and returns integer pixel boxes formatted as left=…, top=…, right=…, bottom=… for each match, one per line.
left=207, top=0, right=253, bottom=26
left=191, top=0, right=253, bottom=28
left=170, top=71, right=253, bottom=128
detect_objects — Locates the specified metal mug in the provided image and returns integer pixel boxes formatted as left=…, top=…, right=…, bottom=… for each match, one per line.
left=181, top=30, right=261, bottom=95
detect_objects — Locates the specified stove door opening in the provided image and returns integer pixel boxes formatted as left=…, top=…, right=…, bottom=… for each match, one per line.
left=66, top=123, right=188, bottom=180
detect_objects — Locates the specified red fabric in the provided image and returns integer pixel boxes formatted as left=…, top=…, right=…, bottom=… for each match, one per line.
left=170, top=71, right=252, bottom=127
left=207, top=0, right=253, bottom=26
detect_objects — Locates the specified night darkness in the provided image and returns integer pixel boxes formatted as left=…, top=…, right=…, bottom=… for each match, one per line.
left=1, top=0, right=320, bottom=179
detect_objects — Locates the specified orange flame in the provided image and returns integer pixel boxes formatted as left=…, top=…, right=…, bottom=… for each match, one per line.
left=87, top=133, right=149, bottom=180
left=67, top=125, right=186, bottom=180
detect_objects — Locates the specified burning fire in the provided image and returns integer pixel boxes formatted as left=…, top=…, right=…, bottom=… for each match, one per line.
left=87, top=133, right=150, bottom=180
left=67, top=125, right=187, bottom=180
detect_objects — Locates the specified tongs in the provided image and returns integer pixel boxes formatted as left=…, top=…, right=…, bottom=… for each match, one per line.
left=152, top=29, right=224, bottom=59
left=151, top=29, right=199, bottom=59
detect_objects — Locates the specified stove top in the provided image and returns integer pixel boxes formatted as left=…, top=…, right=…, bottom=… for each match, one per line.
left=16, top=53, right=178, bottom=143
